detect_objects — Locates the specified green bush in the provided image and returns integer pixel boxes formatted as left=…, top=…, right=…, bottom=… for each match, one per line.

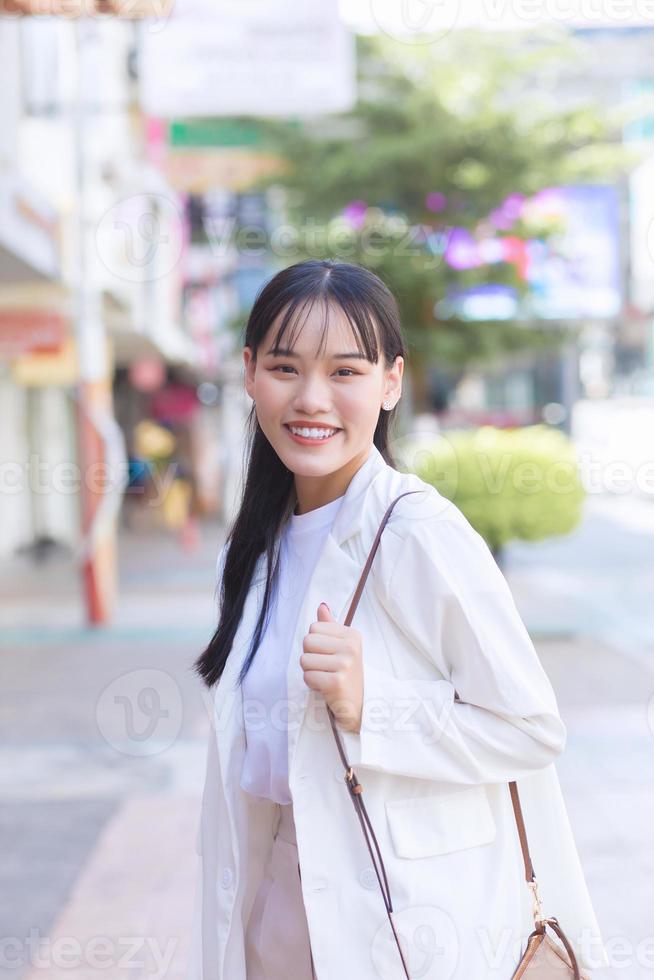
left=399, top=425, right=586, bottom=552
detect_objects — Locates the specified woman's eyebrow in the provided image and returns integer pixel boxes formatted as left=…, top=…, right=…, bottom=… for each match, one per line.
left=265, top=347, right=367, bottom=359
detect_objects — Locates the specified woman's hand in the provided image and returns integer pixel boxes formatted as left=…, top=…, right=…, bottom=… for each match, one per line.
left=300, top=602, right=363, bottom=733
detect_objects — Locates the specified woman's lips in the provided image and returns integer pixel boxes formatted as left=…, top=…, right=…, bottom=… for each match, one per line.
left=284, top=424, right=341, bottom=446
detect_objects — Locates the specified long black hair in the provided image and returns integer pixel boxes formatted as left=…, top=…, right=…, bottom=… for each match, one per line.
left=194, top=259, right=408, bottom=689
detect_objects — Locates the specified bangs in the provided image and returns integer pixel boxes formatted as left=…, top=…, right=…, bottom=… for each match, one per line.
left=267, top=292, right=381, bottom=363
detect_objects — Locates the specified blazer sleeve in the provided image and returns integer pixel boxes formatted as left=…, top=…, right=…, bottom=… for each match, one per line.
left=338, top=505, right=567, bottom=785
left=194, top=537, right=228, bottom=856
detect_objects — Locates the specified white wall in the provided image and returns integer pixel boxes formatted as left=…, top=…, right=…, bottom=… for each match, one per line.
left=0, top=375, right=79, bottom=557
left=0, top=372, right=31, bottom=554
left=0, top=20, right=21, bottom=171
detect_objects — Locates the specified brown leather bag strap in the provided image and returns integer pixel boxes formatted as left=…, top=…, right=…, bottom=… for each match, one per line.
left=546, top=918, right=582, bottom=978
left=326, top=489, right=582, bottom=980
left=326, top=490, right=421, bottom=978
left=509, top=779, right=536, bottom=883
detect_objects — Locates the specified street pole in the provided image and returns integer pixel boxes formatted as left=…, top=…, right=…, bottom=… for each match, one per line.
left=72, top=17, right=119, bottom=624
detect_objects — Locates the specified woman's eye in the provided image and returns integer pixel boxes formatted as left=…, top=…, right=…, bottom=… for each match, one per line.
left=271, top=366, right=358, bottom=377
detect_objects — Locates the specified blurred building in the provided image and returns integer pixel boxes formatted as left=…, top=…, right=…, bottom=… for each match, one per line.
left=0, top=14, right=206, bottom=567
left=0, top=0, right=355, bottom=588
left=439, top=26, right=654, bottom=430
left=0, top=17, right=67, bottom=558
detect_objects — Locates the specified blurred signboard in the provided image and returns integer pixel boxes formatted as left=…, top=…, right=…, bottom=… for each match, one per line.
left=0, top=0, right=172, bottom=14
left=523, top=185, right=621, bottom=320
left=630, top=154, right=654, bottom=314
left=439, top=185, right=622, bottom=322
left=11, top=334, right=80, bottom=386
left=162, top=149, right=287, bottom=194
left=139, top=0, right=355, bottom=118
left=146, top=117, right=290, bottom=193
left=169, top=119, right=277, bottom=149
left=0, top=309, right=65, bottom=358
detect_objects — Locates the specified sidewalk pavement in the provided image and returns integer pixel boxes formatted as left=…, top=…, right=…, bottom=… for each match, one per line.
left=1, top=509, right=653, bottom=979
left=0, top=521, right=223, bottom=980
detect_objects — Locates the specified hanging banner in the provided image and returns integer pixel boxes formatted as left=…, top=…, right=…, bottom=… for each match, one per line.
left=139, top=0, right=355, bottom=118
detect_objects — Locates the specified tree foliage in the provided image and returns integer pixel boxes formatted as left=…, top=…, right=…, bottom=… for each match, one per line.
left=250, top=31, right=628, bottom=384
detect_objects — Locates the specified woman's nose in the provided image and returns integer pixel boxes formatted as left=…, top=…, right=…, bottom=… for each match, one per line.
left=291, top=376, right=331, bottom=412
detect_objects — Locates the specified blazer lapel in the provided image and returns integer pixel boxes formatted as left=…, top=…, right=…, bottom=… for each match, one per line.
left=211, top=446, right=390, bottom=794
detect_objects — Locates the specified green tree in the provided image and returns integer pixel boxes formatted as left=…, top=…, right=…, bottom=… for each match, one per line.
left=252, top=32, right=631, bottom=409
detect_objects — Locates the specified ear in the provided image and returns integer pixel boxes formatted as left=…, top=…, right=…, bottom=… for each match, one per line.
left=243, top=347, right=256, bottom=401
left=384, top=354, right=404, bottom=403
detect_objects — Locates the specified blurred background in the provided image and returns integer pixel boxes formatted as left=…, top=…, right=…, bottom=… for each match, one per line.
left=0, top=1, right=653, bottom=977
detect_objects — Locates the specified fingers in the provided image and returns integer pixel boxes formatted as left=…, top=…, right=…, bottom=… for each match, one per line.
left=300, top=652, right=345, bottom=673
left=302, top=632, right=347, bottom=656
left=307, top=620, right=345, bottom=635
left=301, top=669, right=335, bottom=694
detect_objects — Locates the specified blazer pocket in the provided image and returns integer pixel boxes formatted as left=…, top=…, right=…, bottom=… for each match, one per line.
left=385, top=785, right=497, bottom=859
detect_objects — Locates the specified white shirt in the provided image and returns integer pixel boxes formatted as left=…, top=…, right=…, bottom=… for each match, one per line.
left=239, top=492, right=345, bottom=804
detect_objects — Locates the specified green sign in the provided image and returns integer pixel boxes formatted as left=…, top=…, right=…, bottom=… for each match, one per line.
left=169, top=119, right=267, bottom=149
left=169, top=117, right=302, bottom=149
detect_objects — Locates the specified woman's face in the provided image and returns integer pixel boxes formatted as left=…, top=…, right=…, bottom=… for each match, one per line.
left=243, top=302, right=403, bottom=496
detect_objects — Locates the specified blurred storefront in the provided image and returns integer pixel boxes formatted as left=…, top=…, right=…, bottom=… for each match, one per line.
left=0, top=44, right=70, bottom=556
left=0, top=10, right=205, bottom=625
left=0, top=295, right=76, bottom=560
left=113, top=362, right=224, bottom=536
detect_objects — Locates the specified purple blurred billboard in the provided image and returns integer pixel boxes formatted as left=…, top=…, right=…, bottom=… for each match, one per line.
left=437, top=185, right=622, bottom=322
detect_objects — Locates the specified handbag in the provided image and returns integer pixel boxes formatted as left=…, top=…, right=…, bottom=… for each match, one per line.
left=324, top=489, right=589, bottom=979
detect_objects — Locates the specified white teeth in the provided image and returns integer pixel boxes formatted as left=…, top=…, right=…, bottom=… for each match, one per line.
left=289, top=426, right=337, bottom=439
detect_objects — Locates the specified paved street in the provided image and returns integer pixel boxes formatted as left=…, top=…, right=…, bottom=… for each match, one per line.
left=1, top=494, right=653, bottom=978
left=505, top=492, right=654, bottom=980
left=0, top=522, right=222, bottom=980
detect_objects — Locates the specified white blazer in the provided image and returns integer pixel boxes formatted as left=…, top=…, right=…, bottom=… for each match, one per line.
left=187, top=444, right=609, bottom=979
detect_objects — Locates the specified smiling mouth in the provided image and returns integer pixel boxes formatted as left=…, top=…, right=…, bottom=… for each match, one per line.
left=284, top=424, right=342, bottom=443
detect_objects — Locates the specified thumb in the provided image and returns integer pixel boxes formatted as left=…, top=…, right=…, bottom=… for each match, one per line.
left=317, top=601, right=334, bottom=621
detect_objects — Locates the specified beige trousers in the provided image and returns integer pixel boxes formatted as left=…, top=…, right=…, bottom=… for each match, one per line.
left=244, top=802, right=316, bottom=980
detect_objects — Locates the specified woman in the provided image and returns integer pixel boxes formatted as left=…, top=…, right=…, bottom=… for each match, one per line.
left=187, top=260, right=608, bottom=979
